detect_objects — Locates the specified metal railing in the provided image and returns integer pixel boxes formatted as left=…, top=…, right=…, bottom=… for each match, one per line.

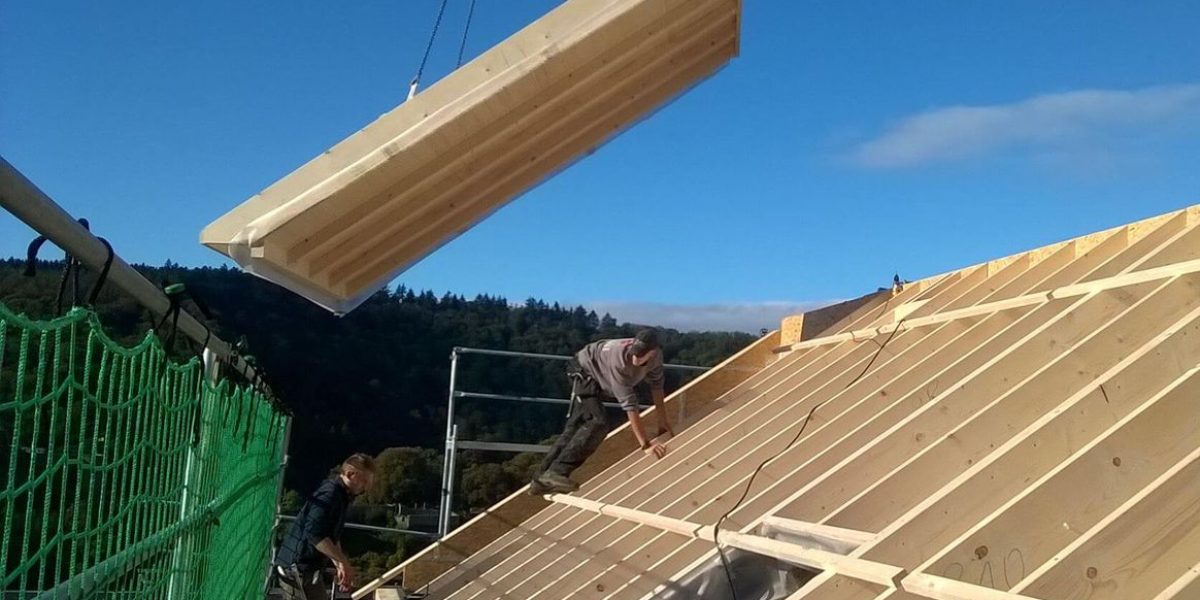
left=438, top=346, right=707, bottom=537
left=277, top=515, right=438, bottom=539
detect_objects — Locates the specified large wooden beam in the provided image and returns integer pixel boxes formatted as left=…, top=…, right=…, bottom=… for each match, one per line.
left=333, top=17, right=738, bottom=294
left=548, top=494, right=907, bottom=588
left=761, top=516, right=875, bottom=554
left=203, top=0, right=741, bottom=313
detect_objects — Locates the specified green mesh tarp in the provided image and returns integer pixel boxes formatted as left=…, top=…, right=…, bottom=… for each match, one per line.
left=0, top=302, right=288, bottom=598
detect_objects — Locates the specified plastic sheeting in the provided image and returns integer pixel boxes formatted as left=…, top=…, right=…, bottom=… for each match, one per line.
left=655, top=524, right=826, bottom=600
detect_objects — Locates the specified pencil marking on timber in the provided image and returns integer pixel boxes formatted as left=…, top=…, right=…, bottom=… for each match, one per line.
left=1005, top=548, right=1026, bottom=588
left=944, top=547, right=1027, bottom=590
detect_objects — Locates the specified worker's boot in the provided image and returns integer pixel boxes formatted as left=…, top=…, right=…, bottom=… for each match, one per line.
left=528, top=476, right=550, bottom=496
left=535, top=472, right=580, bottom=494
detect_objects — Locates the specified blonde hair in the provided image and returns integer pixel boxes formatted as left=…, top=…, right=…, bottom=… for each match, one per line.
left=341, top=453, right=377, bottom=475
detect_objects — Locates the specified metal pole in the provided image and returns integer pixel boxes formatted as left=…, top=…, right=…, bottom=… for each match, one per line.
left=438, top=444, right=451, bottom=539
left=444, top=423, right=459, bottom=537
left=0, top=156, right=272, bottom=392
left=455, top=390, right=574, bottom=404
left=276, top=515, right=438, bottom=538
left=453, top=347, right=573, bottom=361
left=453, top=346, right=708, bottom=372
left=454, top=390, right=646, bottom=410
left=168, top=349, right=217, bottom=599
left=454, top=440, right=551, bottom=454
left=266, top=417, right=293, bottom=593
left=439, top=349, right=460, bottom=538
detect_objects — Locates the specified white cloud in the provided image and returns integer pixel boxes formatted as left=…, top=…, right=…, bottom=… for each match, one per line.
left=584, top=300, right=836, bottom=333
left=853, top=83, right=1200, bottom=168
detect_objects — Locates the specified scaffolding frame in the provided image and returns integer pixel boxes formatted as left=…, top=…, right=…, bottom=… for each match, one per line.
left=437, top=346, right=707, bottom=538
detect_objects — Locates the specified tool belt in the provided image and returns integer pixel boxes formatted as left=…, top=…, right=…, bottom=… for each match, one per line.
left=566, top=358, right=605, bottom=399
left=276, top=564, right=322, bottom=587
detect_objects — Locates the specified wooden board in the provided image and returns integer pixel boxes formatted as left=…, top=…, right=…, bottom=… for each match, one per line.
left=201, top=0, right=741, bottom=313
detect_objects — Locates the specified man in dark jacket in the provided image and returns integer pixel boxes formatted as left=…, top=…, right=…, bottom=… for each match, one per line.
left=530, top=329, right=673, bottom=495
left=275, top=453, right=376, bottom=599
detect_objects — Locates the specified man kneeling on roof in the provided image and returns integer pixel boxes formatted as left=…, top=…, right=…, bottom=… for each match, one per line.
left=531, top=329, right=673, bottom=495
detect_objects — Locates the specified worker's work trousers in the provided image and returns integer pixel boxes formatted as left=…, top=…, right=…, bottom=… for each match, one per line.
left=540, top=365, right=610, bottom=477
left=277, top=565, right=329, bottom=600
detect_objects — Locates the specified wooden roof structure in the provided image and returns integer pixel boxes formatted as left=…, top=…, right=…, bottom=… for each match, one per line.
left=201, top=0, right=742, bottom=314
left=359, top=204, right=1200, bottom=599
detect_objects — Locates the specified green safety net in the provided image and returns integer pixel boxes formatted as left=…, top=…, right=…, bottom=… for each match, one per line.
left=0, top=302, right=289, bottom=599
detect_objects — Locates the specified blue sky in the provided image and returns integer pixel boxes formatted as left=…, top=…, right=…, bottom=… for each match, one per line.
left=3, top=1, right=1199, bottom=331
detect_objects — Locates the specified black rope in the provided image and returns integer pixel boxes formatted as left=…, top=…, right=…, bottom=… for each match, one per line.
left=67, top=219, right=93, bottom=310
left=456, top=0, right=477, bottom=67
left=23, top=218, right=112, bottom=311
left=151, top=281, right=221, bottom=360
left=187, top=286, right=215, bottom=320
left=243, top=392, right=258, bottom=451
left=233, top=388, right=247, bottom=438
left=23, top=236, right=48, bottom=277
left=24, top=230, right=81, bottom=314
left=413, top=0, right=451, bottom=88
left=86, top=238, right=114, bottom=306
left=200, top=325, right=212, bottom=356
left=166, top=302, right=182, bottom=351
left=70, top=255, right=81, bottom=307
left=266, top=411, right=279, bottom=446
left=712, top=319, right=908, bottom=600
left=54, top=254, right=77, bottom=314
left=183, top=286, right=214, bottom=358
left=191, top=392, right=205, bottom=445
left=155, top=282, right=186, bottom=353
left=57, top=244, right=86, bottom=311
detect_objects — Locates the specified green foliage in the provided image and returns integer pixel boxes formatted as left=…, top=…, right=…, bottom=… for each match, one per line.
left=363, top=447, right=443, bottom=507
left=461, top=451, right=542, bottom=509
left=279, top=489, right=303, bottom=514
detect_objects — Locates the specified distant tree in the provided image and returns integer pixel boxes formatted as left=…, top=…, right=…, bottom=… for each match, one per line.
left=280, top=489, right=303, bottom=514
left=365, top=447, right=442, bottom=507
left=461, top=463, right=512, bottom=509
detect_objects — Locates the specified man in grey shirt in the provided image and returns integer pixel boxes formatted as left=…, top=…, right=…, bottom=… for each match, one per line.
left=531, top=329, right=674, bottom=495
